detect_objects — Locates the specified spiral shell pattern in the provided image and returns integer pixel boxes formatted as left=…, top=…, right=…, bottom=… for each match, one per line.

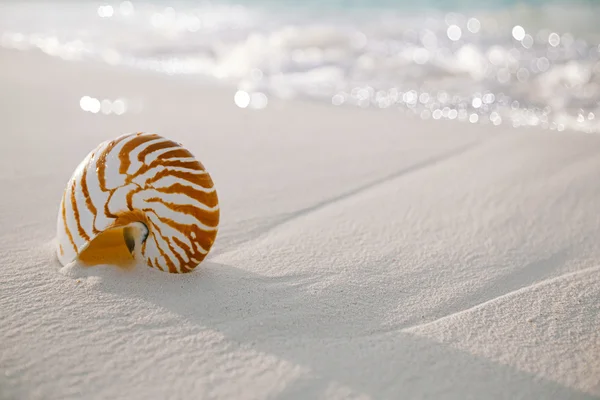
left=56, top=132, right=219, bottom=273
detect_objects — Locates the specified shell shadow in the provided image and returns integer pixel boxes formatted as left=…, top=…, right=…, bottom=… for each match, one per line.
left=55, top=258, right=598, bottom=400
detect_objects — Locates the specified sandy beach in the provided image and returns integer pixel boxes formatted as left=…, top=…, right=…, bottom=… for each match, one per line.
left=1, top=48, right=599, bottom=399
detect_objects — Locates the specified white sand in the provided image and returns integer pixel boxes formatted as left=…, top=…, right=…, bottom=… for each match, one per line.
left=1, top=49, right=599, bottom=399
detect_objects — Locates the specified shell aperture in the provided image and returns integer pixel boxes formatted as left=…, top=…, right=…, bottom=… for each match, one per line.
left=56, top=132, right=220, bottom=273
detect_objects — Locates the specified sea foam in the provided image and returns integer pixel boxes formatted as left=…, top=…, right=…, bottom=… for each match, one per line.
left=1, top=1, right=599, bottom=132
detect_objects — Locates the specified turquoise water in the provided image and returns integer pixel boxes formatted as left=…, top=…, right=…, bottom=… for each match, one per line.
left=1, top=0, right=600, bottom=132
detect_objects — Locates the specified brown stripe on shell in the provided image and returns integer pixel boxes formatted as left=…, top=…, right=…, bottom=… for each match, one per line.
left=103, top=189, right=118, bottom=219
left=71, top=181, right=90, bottom=242
left=146, top=217, right=187, bottom=272
left=130, top=159, right=203, bottom=182
left=149, top=230, right=177, bottom=273
left=179, top=264, right=192, bottom=274
left=136, top=140, right=180, bottom=164
left=156, top=148, right=194, bottom=161
left=61, top=196, right=78, bottom=253
left=170, top=236, right=194, bottom=257
left=148, top=234, right=166, bottom=271
left=118, top=133, right=161, bottom=175
left=171, top=236, right=202, bottom=269
left=154, top=183, right=219, bottom=208
left=147, top=257, right=157, bottom=270
left=144, top=169, right=214, bottom=189
left=97, top=133, right=135, bottom=192
left=80, top=152, right=100, bottom=234
left=187, top=173, right=215, bottom=189
left=126, top=185, right=145, bottom=210
left=145, top=197, right=219, bottom=227
left=143, top=208, right=218, bottom=256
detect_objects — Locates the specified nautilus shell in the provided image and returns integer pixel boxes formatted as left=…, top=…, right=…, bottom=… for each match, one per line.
left=56, top=132, right=219, bottom=273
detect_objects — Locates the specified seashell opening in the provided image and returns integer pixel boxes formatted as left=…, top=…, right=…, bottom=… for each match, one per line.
left=77, top=219, right=148, bottom=269
left=56, top=132, right=220, bottom=273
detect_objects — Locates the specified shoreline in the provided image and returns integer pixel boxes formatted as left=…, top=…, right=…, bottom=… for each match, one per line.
left=4, top=42, right=600, bottom=135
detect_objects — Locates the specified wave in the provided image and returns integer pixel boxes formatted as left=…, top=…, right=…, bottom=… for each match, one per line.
left=1, top=0, right=600, bottom=132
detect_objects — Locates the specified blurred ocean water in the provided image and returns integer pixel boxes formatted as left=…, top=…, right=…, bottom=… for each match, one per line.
left=1, top=0, right=600, bottom=132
